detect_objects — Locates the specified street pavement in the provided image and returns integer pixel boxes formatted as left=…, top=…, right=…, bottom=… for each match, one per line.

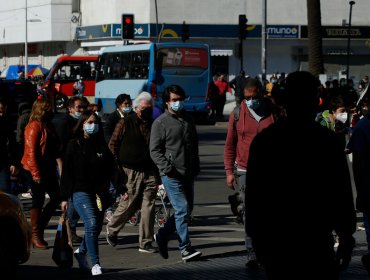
left=15, top=101, right=370, bottom=279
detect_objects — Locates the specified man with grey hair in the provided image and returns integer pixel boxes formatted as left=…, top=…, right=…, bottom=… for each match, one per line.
left=105, top=91, right=160, bottom=253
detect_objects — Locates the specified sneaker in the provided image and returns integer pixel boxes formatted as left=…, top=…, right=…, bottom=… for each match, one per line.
left=91, top=263, right=102, bottom=276
left=21, top=192, right=32, bottom=199
left=358, top=223, right=366, bottom=231
left=154, top=233, right=168, bottom=259
left=74, top=248, right=89, bottom=270
left=139, top=243, right=158, bottom=253
left=181, top=247, right=202, bottom=261
left=105, top=226, right=117, bottom=247
left=71, top=231, right=83, bottom=244
left=246, top=248, right=259, bottom=268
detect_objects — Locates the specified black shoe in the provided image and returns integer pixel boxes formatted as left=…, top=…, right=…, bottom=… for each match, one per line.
left=71, top=231, right=83, bottom=244
left=181, top=247, right=202, bottom=261
left=139, top=243, right=158, bottom=253
left=228, top=194, right=239, bottom=216
left=106, top=227, right=117, bottom=247
left=154, top=233, right=168, bottom=259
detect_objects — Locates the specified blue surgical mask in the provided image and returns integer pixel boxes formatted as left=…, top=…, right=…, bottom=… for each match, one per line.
left=245, top=99, right=261, bottom=110
left=122, top=107, right=132, bottom=113
left=72, top=111, right=81, bottom=119
left=170, top=101, right=184, bottom=112
left=83, top=123, right=99, bottom=135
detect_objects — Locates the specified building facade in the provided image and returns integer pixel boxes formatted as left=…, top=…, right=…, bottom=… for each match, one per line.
left=1, top=0, right=370, bottom=82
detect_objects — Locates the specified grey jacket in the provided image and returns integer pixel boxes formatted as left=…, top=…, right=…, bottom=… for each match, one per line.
left=150, top=110, right=200, bottom=178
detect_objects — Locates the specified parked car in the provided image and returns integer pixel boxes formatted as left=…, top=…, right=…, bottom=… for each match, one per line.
left=0, top=191, right=32, bottom=276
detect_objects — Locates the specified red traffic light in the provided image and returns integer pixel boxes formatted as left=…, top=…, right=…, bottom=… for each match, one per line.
left=121, top=14, right=134, bottom=39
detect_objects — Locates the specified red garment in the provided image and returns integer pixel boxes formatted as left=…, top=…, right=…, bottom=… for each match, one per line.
left=214, top=80, right=230, bottom=96
left=224, top=102, right=275, bottom=176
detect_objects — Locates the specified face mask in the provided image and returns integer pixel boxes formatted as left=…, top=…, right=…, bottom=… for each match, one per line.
left=140, top=108, right=153, bottom=120
left=122, top=107, right=132, bottom=113
left=271, top=79, right=277, bottom=84
left=72, top=111, right=81, bottom=119
left=335, top=112, right=348, bottom=124
left=83, top=123, right=99, bottom=135
left=245, top=99, right=261, bottom=110
left=170, top=101, right=184, bottom=112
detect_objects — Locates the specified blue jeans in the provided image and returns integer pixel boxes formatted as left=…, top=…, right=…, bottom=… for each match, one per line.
left=67, top=198, right=80, bottom=232
left=72, top=192, right=104, bottom=266
left=159, top=175, right=194, bottom=252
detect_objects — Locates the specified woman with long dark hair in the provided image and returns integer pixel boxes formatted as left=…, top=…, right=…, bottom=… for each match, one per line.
left=60, top=110, right=114, bottom=276
left=21, top=98, right=61, bottom=250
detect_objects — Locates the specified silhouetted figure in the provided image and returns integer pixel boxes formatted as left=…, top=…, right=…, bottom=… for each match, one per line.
left=245, top=71, right=356, bottom=279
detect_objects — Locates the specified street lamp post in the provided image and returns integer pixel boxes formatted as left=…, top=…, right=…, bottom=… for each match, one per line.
left=25, top=0, right=28, bottom=78
left=346, top=1, right=355, bottom=83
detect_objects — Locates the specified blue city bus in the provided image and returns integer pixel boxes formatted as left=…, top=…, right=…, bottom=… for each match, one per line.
left=95, top=42, right=212, bottom=116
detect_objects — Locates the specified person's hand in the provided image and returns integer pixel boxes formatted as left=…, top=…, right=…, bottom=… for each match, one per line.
left=226, top=174, right=236, bottom=190
left=122, top=192, right=129, bottom=201
left=336, top=235, right=355, bottom=270
left=166, top=167, right=180, bottom=179
left=61, top=201, right=68, bottom=212
left=33, top=177, right=41, bottom=184
left=9, top=165, right=18, bottom=176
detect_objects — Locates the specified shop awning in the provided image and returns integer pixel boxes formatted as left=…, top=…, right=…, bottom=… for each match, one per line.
left=210, top=49, right=233, bottom=56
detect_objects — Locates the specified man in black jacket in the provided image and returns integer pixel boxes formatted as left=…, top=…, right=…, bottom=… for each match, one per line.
left=245, top=71, right=356, bottom=279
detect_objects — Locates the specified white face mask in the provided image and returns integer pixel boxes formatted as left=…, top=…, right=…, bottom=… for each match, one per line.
left=83, top=123, right=99, bottom=135
left=335, top=112, right=348, bottom=124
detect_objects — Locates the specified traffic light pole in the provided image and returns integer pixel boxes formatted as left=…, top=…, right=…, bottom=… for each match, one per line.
left=239, top=40, right=243, bottom=72
left=261, top=0, right=267, bottom=88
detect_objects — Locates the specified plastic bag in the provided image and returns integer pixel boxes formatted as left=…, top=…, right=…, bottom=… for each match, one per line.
left=52, top=215, right=73, bottom=268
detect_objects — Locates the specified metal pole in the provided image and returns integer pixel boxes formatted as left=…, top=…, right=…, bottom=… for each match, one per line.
left=261, top=0, right=267, bottom=87
left=239, top=41, right=243, bottom=72
left=25, top=0, right=28, bottom=78
left=154, top=0, right=159, bottom=42
left=346, top=1, right=355, bottom=83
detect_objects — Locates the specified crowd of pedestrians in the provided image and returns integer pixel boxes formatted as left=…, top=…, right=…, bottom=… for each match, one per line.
left=1, top=69, right=370, bottom=278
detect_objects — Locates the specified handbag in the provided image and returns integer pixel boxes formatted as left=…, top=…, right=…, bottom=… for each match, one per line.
left=52, top=214, right=73, bottom=268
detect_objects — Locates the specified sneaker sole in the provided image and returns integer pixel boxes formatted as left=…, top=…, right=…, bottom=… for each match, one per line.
left=138, top=248, right=158, bottom=253
left=182, top=251, right=202, bottom=261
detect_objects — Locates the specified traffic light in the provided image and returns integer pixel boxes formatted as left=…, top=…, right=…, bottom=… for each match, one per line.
left=238, top=14, right=248, bottom=40
left=121, top=14, right=135, bottom=39
left=181, top=21, right=190, bottom=42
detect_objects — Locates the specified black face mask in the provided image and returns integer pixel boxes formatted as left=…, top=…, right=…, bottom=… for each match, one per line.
left=140, top=108, right=153, bottom=120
